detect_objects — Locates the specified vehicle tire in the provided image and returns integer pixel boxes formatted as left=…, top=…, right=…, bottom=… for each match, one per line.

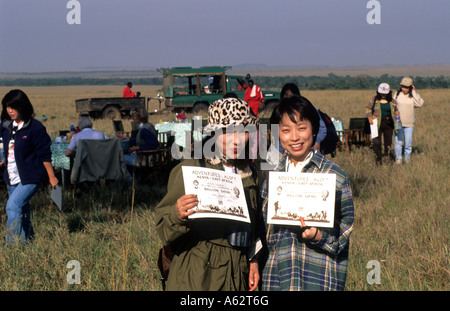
left=102, top=106, right=121, bottom=120
left=192, top=103, right=209, bottom=116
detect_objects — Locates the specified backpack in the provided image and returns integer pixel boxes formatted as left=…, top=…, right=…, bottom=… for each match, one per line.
left=317, top=109, right=340, bottom=157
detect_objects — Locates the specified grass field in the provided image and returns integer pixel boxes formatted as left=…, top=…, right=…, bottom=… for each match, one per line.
left=231, top=64, right=450, bottom=77
left=0, top=86, right=448, bottom=291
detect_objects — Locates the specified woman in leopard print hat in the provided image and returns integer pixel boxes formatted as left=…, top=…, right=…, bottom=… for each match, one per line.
left=155, top=97, right=264, bottom=291
left=202, top=97, right=260, bottom=133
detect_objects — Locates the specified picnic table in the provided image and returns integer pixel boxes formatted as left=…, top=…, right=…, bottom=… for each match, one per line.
left=51, top=142, right=70, bottom=170
left=51, top=142, right=71, bottom=187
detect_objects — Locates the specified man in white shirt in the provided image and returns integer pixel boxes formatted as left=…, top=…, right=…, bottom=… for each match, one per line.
left=65, top=116, right=106, bottom=157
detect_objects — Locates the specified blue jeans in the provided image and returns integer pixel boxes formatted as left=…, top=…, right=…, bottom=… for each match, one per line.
left=123, top=153, right=137, bottom=167
left=123, top=153, right=137, bottom=181
left=6, top=183, right=40, bottom=245
left=395, top=127, right=414, bottom=162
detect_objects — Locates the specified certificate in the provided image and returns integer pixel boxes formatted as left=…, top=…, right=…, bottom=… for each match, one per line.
left=370, top=118, right=378, bottom=139
left=267, top=172, right=336, bottom=228
left=182, top=166, right=250, bottom=223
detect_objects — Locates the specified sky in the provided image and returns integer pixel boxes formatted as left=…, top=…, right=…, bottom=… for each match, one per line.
left=0, top=0, right=449, bottom=73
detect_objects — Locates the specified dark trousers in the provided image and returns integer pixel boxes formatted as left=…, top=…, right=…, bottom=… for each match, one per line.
left=372, top=117, right=394, bottom=164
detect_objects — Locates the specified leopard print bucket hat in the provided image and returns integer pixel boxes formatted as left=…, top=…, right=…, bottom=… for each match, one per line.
left=202, top=98, right=260, bottom=133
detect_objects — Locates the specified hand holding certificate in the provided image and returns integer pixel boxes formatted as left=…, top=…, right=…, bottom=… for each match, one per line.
left=267, top=172, right=336, bottom=228
left=182, top=166, right=251, bottom=223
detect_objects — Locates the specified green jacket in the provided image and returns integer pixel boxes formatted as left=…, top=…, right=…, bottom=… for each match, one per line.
left=155, top=158, right=261, bottom=291
left=365, top=96, right=398, bottom=132
left=70, top=139, right=128, bottom=184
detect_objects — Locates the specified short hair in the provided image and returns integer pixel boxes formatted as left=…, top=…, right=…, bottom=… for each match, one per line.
left=127, top=82, right=132, bottom=87
left=131, top=107, right=148, bottom=123
left=280, top=83, right=301, bottom=98
left=1, top=89, right=35, bottom=122
left=270, top=95, right=320, bottom=145
left=223, top=92, right=238, bottom=99
left=77, top=116, right=93, bottom=130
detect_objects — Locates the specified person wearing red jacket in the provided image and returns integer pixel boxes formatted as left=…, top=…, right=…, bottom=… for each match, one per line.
left=123, top=82, right=136, bottom=98
left=244, top=80, right=264, bottom=116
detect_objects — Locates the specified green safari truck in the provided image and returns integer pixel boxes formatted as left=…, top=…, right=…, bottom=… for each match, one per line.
left=161, top=66, right=280, bottom=114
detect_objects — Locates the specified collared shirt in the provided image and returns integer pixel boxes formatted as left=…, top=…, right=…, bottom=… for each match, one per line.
left=285, top=150, right=314, bottom=173
left=261, top=151, right=354, bottom=291
left=67, top=128, right=106, bottom=152
left=7, top=121, right=23, bottom=185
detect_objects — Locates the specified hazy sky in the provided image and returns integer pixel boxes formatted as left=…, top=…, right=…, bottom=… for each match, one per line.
left=1, top=0, right=449, bottom=73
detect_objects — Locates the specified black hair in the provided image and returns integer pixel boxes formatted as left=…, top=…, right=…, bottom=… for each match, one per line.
left=375, top=91, right=393, bottom=102
left=201, top=127, right=253, bottom=170
left=1, top=89, right=35, bottom=122
left=397, top=85, right=413, bottom=98
left=270, top=95, right=319, bottom=145
left=223, top=92, right=238, bottom=99
left=280, top=83, right=301, bottom=98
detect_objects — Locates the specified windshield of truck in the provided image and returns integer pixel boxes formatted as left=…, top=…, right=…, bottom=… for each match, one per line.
left=199, top=75, right=223, bottom=94
left=173, top=75, right=197, bottom=96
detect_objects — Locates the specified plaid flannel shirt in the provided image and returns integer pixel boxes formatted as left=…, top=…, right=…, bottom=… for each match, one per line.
left=261, top=151, right=354, bottom=291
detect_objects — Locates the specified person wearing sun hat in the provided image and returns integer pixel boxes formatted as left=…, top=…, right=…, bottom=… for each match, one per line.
left=365, top=83, right=399, bottom=164
left=155, top=97, right=264, bottom=291
left=393, top=77, right=424, bottom=164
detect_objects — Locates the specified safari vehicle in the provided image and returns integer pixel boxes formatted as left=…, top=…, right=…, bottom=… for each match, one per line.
left=160, top=66, right=280, bottom=114
left=75, top=97, right=146, bottom=120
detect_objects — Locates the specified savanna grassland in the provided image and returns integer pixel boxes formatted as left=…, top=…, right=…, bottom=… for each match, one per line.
left=0, top=85, right=448, bottom=291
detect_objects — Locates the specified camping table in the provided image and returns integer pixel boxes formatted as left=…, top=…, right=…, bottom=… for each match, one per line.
left=51, top=142, right=70, bottom=170
left=51, top=142, right=70, bottom=187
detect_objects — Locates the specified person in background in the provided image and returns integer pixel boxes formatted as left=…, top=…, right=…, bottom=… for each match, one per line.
left=123, top=82, right=140, bottom=98
left=393, top=77, right=424, bottom=164
left=261, top=95, right=354, bottom=291
left=0, top=89, right=58, bottom=245
left=366, top=83, right=398, bottom=164
left=244, top=80, right=264, bottom=117
left=118, top=108, right=159, bottom=173
left=155, top=98, right=264, bottom=291
left=280, top=83, right=301, bottom=99
left=238, top=80, right=248, bottom=91
left=278, top=83, right=327, bottom=154
left=65, top=116, right=106, bottom=157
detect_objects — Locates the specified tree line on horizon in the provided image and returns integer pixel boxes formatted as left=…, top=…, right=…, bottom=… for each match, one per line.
left=0, top=73, right=448, bottom=90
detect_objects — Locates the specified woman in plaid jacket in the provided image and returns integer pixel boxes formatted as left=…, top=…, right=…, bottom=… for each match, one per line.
left=261, top=95, right=354, bottom=291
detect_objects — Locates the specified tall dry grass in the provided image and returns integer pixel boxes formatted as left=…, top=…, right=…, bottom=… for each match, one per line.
left=0, top=86, right=448, bottom=290
left=0, top=85, right=163, bottom=138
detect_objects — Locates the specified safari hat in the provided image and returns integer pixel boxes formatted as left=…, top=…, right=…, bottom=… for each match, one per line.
left=377, top=83, right=390, bottom=94
left=400, top=77, right=413, bottom=87
left=202, top=98, right=260, bottom=133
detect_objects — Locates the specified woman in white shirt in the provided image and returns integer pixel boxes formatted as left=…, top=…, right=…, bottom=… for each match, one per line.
left=394, top=77, right=424, bottom=164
